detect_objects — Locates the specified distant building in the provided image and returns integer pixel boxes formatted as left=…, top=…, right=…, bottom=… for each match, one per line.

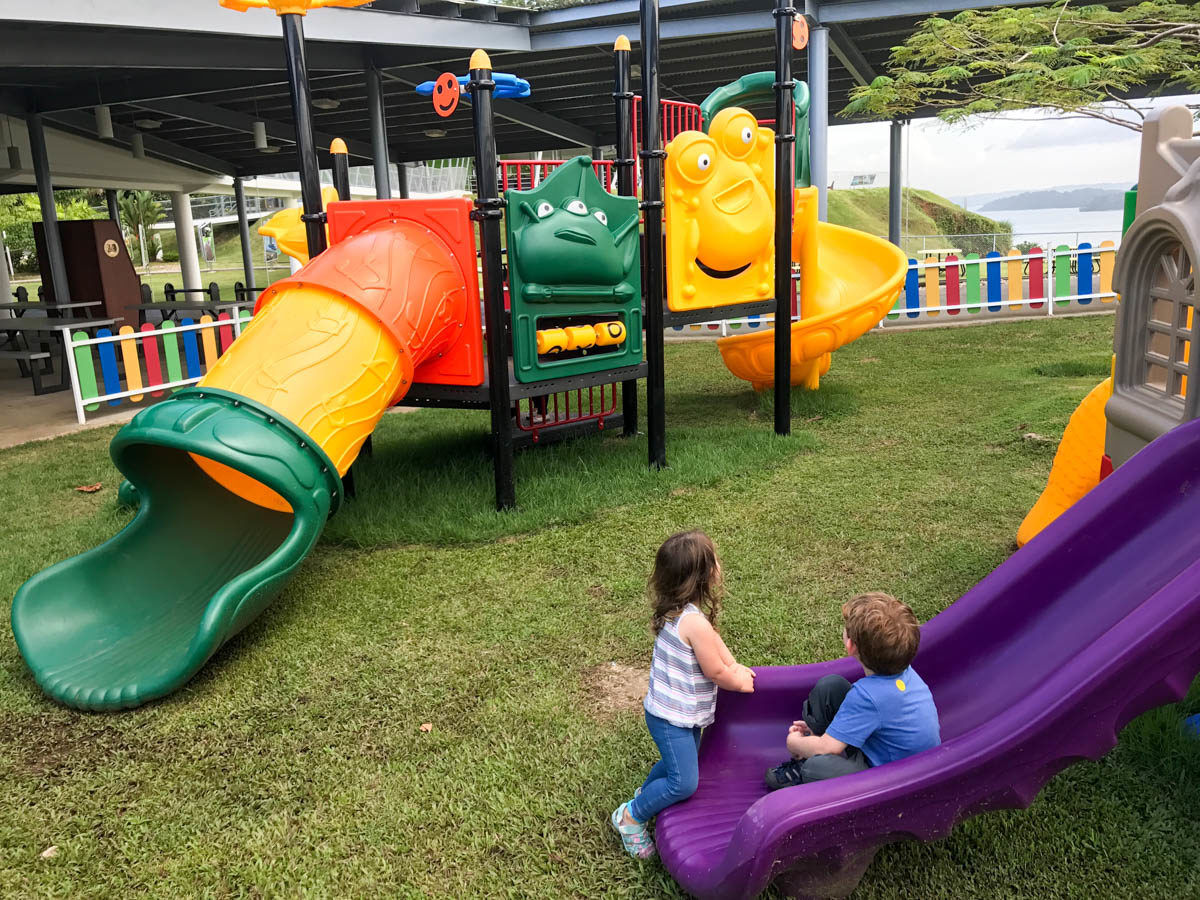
left=830, top=171, right=887, bottom=190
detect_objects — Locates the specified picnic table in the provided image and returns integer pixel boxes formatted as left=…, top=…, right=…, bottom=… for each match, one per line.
left=0, top=300, right=102, bottom=317
left=0, top=315, right=119, bottom=395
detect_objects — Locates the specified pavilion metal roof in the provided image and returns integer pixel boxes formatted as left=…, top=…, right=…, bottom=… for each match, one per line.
left=0, top=0, right=1151, bottom=184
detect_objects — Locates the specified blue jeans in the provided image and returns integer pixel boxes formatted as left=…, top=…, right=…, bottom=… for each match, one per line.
left=630, top=710, right=702, bottom=822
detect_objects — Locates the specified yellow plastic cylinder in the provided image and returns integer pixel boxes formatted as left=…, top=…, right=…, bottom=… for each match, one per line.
left=195, top=287, right=407, bottom=511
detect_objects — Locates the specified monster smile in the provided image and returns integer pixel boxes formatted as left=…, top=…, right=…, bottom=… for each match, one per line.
left=695, top=258, right=751, bottom=279
left=554, top=227, right=596, bottom=246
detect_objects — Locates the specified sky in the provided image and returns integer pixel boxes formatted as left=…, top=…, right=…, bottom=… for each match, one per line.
left=828, top=94, right=1200, bottom=200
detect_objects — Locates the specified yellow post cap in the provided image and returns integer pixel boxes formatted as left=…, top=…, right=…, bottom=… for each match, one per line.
left=614, top=35, right=631, bottom=52
left=329, top=137, right=348, bottom=155
left=470, top=49, right=492, bottom=70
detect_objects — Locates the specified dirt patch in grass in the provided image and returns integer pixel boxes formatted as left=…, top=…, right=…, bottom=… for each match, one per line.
left=0, top=716, right=134, bottom=777
left=582, top=663, right=648, bottom=721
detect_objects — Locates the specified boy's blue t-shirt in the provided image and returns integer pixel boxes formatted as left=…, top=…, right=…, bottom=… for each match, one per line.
left=826, top=666, right=940, bottom=766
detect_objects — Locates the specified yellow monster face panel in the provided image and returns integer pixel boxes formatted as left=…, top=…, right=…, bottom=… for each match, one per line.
left=665, top=107, right=775, bottom=311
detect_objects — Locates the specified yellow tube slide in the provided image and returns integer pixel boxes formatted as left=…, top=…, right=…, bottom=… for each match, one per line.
left=196, top=217, right=475, bottom=511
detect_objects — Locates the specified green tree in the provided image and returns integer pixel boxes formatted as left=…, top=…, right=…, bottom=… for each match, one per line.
left=117, top=190, right=166, bottom=267
left=844, top=0, right=1200, bottom=131
left=0, top=190, right=100, bottom=273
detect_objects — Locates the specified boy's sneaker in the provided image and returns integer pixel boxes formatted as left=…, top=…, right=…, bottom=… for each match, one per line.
left=764, top=759, right=806, bottom=790
left=610, top=801, right=656, bottom=860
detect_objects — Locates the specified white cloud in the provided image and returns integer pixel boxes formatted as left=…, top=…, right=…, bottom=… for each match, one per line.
left=827, top=95, right=1200, bottom=197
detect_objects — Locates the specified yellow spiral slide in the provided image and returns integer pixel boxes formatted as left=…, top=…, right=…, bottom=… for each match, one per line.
left=717, top=187, right=909, bottom=390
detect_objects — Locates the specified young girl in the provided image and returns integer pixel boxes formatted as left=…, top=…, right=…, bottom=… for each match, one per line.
left=611, top=531, right=756, bottom=860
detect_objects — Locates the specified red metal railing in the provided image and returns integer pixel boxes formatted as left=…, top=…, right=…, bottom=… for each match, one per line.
left=632, top=97, right=703, bottom=154
left=515, top=383, right=619, bottom=443
left=499, top=159, right=617, bottom=192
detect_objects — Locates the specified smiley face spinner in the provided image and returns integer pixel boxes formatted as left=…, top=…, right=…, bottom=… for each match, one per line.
left=664, top=107, right=775, bottom=311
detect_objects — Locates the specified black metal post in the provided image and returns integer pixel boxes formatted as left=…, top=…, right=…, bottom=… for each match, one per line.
left=469, top=51, right=516, bottom=511
left=105, top=189, right=120, bottom=223
left=331, top=140, right=351, bottom=200
left=888, top=119, right=904, bottom=247
left=233, top=176, right=257, bottom=295
left=366, top=66, right=391, bottom=200
left=280, top=13, right=326, bottom=258
left=613, top=35, right=639, bottom=438
left=26, top=113, right=70, bottom=305
left=773, top=0, right=796, bottom=436
left=640, top=0, right=667, bottom=469
left=396, top=158, right=410, bottom=198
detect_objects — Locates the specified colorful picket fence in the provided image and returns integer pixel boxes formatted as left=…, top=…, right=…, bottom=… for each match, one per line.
left=65, top=310, right=253, bottom=424
left=884, top=241, right=1117, bottom=322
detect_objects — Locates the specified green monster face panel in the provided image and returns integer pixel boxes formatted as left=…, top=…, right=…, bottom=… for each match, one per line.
left=508, top=156, right=639, bottom=301
left=505, top=156, right=643, bottom=384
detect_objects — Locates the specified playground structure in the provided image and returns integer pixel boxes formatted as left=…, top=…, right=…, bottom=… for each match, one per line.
left=10, top=0, right=832, bottom=711
left=1019, top=105, right=1200, bottom=545
left=11, top=2, right=1200, bottom=898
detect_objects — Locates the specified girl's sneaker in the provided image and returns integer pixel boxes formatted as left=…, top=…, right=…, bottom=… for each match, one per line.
left=610, top=801, right=656, bottom=860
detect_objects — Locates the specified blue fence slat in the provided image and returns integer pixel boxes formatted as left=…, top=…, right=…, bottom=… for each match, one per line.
left=1077, top=242, right=1093, bottom=304
left=180, top=318, right=202, bottom=378
left=985, top=251, right=1002, bottom=312
left=95, top=328, right=122, bottom=406
left=905, top=259, right=920, bottom=318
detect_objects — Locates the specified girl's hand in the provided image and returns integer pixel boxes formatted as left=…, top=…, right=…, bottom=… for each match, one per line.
left=788, top=720, right=812, bottom=736
left=734, top=664, right=756, bottom=693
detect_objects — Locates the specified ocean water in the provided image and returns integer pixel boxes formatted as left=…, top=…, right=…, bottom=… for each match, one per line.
left=965, top=205, right=1124, bottom=247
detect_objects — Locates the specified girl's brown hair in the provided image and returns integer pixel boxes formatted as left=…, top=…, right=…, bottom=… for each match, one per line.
left=650, top=531, right=723, bottom=633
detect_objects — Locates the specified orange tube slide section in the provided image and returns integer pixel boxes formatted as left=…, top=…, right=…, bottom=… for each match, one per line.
left=195, top=218, right=473, bottom=511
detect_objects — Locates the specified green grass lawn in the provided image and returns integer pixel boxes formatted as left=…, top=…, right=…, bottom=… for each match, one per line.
left=2, top=315, right=1198, bottom=899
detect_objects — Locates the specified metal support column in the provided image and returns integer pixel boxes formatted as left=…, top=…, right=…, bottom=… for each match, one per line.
left=366, top=66, right=391, bottom=200
left=613, top=35, right=639, bottom=438
left=233, top=176, right=257, bottom=295
left=773, top=0, right=796, bottom=436
left=807, top=23, right=829, bottom=221
left=640, top=0, right=667, bottom=470
left=105, top=189, right=121, bottom=223
left=280, top=13, right=327, bottom=258
left=469, top=51, right=516, bottom=510
left=26, top=113, right=71, bottom=304
left=888, top=118, right=904, bottom=247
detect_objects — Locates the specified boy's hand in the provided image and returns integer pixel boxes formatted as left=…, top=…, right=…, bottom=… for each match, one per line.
left=788, top=720, right=812, bottom=736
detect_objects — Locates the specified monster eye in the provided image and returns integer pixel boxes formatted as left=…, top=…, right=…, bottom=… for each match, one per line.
left=565, top=199, right=587, bottom=215
left=697, top=153, right=711, bottom=171
left=593, top=209, right=608, bottom=226
left=536, top=201, right=553, bottom=218
left=741, top=126, right=754, bottom=144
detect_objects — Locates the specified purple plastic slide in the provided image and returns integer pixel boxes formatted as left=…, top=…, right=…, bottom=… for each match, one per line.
left=657, top=417, right=1200, bottom=899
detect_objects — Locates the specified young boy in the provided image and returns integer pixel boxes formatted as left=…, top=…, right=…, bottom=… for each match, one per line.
left=765, top=592, right=940, bottom=789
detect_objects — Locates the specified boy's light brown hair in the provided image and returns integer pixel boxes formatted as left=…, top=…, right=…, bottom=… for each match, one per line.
left=841, top=592, right=920, bottom=675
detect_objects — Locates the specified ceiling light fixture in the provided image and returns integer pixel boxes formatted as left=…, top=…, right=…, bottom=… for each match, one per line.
left=312, top=97, right=341, bottom=110
left=423, top=128, right=447, bottom=139
left=260, top=144, right=280, bottom=154
left=95, top=105, right=114, bottom=140
left=133, top=118, right=162, bottom=130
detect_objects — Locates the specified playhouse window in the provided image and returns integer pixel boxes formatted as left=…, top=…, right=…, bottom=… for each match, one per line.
left=1138, top=241, right=1196, bottom=405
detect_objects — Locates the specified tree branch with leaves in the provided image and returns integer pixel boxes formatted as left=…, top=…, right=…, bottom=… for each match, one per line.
left=844, top=0, right=1200, bottom=132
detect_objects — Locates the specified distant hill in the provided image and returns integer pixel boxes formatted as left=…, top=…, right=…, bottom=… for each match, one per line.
left=829, top=187, right=1011, bottom=256
left=981, top=187, right=1125, bottom=212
